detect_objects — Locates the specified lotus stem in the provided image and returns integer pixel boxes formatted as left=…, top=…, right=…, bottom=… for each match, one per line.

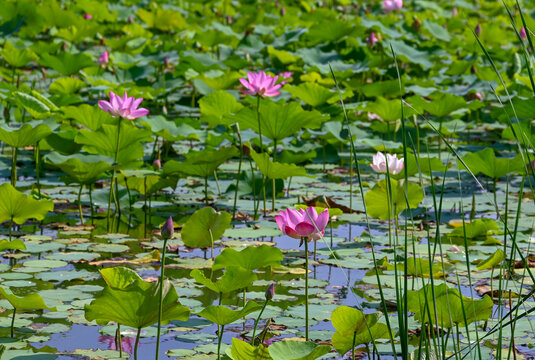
left=205, top=175, right=209, bottom=206
left=250, top=299, right=268, bottom=344
left=134, top=327, right=141, bottom=360
left=11, top=147, right=17, bottom=187
left=352, top=330, right=357, bottom=360
left=116, top=323, right=122, bottom=357
left=10, top=308, right=16, bottom=338
left=108, top=117, right=122, bottom=231
left=217, top=324, right=225, bottom=360
left=304, top=237, right=309, bottom=341
left=214, top=170, right=221, bottom=198
left=256, top=95, right=263, bottom=152
left=155, top=237, right=168, bottom=360
left=272, top=139, right=277, bottom=211
left=88, top=184, right=94, bottom=226
left=35, top=141, right=40, bottom=198
left=232, top=128, right=243, bottom=219
left=9, top=216, right=13, bottom=242
left=78, top=184, right=84, bottom=225
left=144, top=177, right=148, bottom=238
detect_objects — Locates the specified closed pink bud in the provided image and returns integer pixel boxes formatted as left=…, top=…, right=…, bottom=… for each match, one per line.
left=161, top=216, right=174, bottom=240
left=83, top=13, right=92, bottom=20
left=475, top=24, right=481, bottom=36
left=153, top=159, right=161, bottom=170
left=520, top=27, right=527, bottom=40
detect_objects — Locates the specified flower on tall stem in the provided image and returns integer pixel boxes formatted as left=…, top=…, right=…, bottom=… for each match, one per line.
left=520, top=26, right=528, bottom=40
left=370, top=151, right=404, bottom=175
left=98, top=92, right=149, bottom=120
left=275, top=207, right=329, bottom=341
left=155, top=216, right=173, bottom=360
left=366, top=32, right=378, bottom=47
left=239, top=72, right=281, bottom=98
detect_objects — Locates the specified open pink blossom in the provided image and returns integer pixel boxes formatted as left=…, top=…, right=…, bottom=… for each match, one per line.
left=279, top=71, right=293, bottom=85
left=98, top=91, right=149, bottom=120
left=370, top=151, right=404, bottom=175
left=98, top=51, right=109, bottom=67
left=239, top=71, right=281, bottom=97
left=275, top=207, right=329, bottom=241
left=383, top=0, right=402, bottom=12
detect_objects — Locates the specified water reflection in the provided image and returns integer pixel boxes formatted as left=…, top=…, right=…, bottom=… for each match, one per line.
left=98, top=335, right=136, bottom=354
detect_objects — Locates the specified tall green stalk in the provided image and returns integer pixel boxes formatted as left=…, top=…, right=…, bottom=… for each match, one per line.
left=303, top=237, right=309, bottom=341
left=107, top=118, right=122, bottom=230
left=10, top=308, right=16, bottom=338
left=134, top=327, right=141, bottom=360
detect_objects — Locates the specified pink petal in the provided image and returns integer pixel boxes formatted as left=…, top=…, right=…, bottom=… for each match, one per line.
left=128, top=108, right=149, bottom=119
left=305, top=207, right=318, bottom=222
left=98, top=100, right=113, bottom=113
left=275, top=215, right=286, bottom=232
left=109, top=92, right=120, bottom=109
left=314, top=209, right=330, bottom=231
left=286, top=208, right=303, bottom=229
left=284, top=226, right=300, bottom=239
left=132, top=98, right=144, bottom=108
left=295, top=222, right=316, bottom=237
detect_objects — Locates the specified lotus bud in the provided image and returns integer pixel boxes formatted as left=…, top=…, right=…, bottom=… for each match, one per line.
left=83, top=13, right=92, bottom=20
left=153, top=159, right=161, bottom=170
left=471, top=65, right=477, bottom=74
left=475, top=23, right=481, bottom=36
left=520, top=27, right=527, bottom=40
left=61, top=43, right=67, bottom=52
left=128, top=15, right=134, bottom=23
left=265, top=284, right=275, bottom=301
left=281, top=6, right=286, bottom=16
left=366, top=32, right=378, bottom=47
left=451, top=7, right=458, bottom=16
left=161, top=216, right=174, bottom=240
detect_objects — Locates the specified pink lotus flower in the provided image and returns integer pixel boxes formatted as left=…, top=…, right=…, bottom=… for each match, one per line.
left=275, top=207, right=329, bottom=241
left=98, top=51, right=109, bottom=67
left=366, top=32, right=378, bottom=47
left=279, top=71, right=292, bottom=85
left=239, top=72, right=281, bottom=98
left=520, top=27, right=527, bottom=40
left=383, top=0, right=402, bottom=12
left=83, top=13, right=92, bottom=20
left=98, top=91, right=149, bottom=120
left=370, top=151, right=404, bottom=175
left=160, top=216, right=174, bottom=240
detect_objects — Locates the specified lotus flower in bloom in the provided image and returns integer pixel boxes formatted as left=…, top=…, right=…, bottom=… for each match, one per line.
left=370, top=151, right=404, bottom=175
left=520, top=27, right=527, bottom=40
left=383, top=0, right=402, bottom=12
left=98, top=51, right=109, bottom=67
left=239, top=71, right=281, bottom=97
left=275, top=207, right=329, bottom=241
left=279, top=71, right=292, bottom=85
left=98, top=92, right=149, bottom=120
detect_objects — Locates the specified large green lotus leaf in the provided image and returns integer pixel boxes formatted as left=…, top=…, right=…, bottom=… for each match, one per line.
left=196, top=301, right=262, bottom=326
left=49, top=77, right=86, bottom=94
left=477, top=249, right=505, bottom=271
left=139, top=116, right=200, bottom=141
left=0, top=122, right=53, bottom=148
left=213, top=245, right=283, bottom=271
left=0, top=287, right=56, bottom=311
left=267, top=46, right=299, bottom=65
left=502, top=121, right=535, bottom=148
left=137, top=7, right=186, bottom=31
left=117, top=170, right=177, bottom=195
left=268, top=341, right=331, bottom=360
left=389, top=39, right=433, bottom=70
left=459, top=148, right=525, bottom=178
left=43, top=129, right=83, bottom=155
left=447, top=218, right=499, bottom=239
left=75, top=122, right=152, bottom=168
left=163, top=147, right=239, bottom=178
left=62, top=104, right=115, bottom=131
left=181, top=207, right=232, bottom=249
left=84, top=276, right=189, bottom=329
left=0, top=183, right=54, bottom=224
left=1, top=41, right=38, bottom=67
left=190, top=266, right=256, bottom=294
left=228, top=101, right=325, bottom=141
left=230, top=338, right=272, bottom=360
left=45, top=152, right=112, bottom=185
left=196, top=70, right=242, bottom=91
left=365, top=97, right=415, bottom=122
left=38, top=52, right=94, bottom=76
left=199, top=90, right=243, bottom=127
left=305, top=20, right=354, bottom=45
left=417, top=93, right=468, bottom=117
left=99, top=266, right=143, bottom=290
left=406, top=283, right=493, bottom=328
left=286, top=83, right=336, bottom=107
left=250, top=148, right=308, bottom=180
left=331, top=306, right=391, bottom=355
left=0, top=239, right=26, bottom=251
left=364, top=179, right=423, bottom=220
